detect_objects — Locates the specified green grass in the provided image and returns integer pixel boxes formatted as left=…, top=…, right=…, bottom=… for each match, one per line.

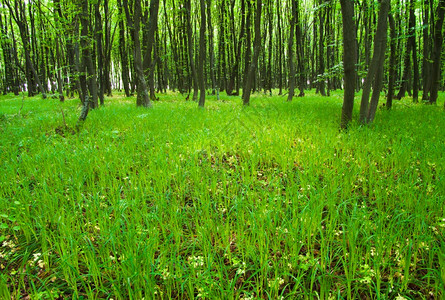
left=0, top=90, right=444, bottom=299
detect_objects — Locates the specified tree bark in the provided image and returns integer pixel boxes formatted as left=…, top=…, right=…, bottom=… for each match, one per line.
left=242, top=0, right=262, bottom=106
left=429, top=0, right=445, bottom=105
left=287, top=0, right=296, bottom=102
left=198, top=0, right=207, bottom=107
left=142, top=0, right=160, bottom=101
left=117, top=0, right=131, bottom=97
left=185, top=0, right=199, bottom=101
left=359, top=0, right=390, bottom=124
left=339, top=0, right=357, bottom=129
left=386, top=13, right=396, bottom=109
left=123, top=0, right=152, bottom=107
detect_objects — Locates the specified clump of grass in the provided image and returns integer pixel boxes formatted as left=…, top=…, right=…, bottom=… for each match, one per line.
left=0, top=91, right=444, bottom=299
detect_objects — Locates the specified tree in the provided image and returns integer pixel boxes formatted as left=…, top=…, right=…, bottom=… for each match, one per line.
left=242, top=0, right=262, bottom=106
left=123, top=0, right=152, bottom=108
left=198, top=0, right=207, bottom=107
left=4, top=0, right=47, bottom=98
left=359, top=0, right=390, bottom=124
left=339, top=0, right=357, bottom=129
left=429, top=0, right=445, bottom=105
left=287, top=0, right=297, bottom=102
left=185, top=0, right=199, bottom=101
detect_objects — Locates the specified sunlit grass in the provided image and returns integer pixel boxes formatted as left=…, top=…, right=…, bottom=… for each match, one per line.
left=0, top=90, right=444, bottom=299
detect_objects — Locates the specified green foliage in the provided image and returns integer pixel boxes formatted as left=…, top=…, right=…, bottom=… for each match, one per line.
left=0, top=92, right=444, bottom=298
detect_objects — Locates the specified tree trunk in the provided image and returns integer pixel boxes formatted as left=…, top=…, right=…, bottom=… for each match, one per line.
left=422, top=0, right=432, bottom=101
left=339, top=0, right=357, bottom=129
left=226, top=0, right=245, bottom=96
left=95, top=0, right=104, bottom=105
left=80, top=0, right=98, bottom=109
left=123, top=0, right=152, bottom=107
left=360, top=0, right=390, bottom=124
left=117, top=0, right=131, bottom=97
left=185, top=0, right=199, bottom=101
left=207, top=0, right=217, bottom=95
left=242, top=0, right=262, bottom=106
left=142, top=0, right=160, bottom=101
left=386, top=13, right=396, bottom=109
left=276, top=0, right=283, bottom=95
left=198, top=0, right=207, bottom=107
left=429, top=0, right=445, bottom=105
left=287, top=0, right=296, bottom=102
left=5, top=1, right=47, bottom=98
left=409, top=0, right=419, bottom=103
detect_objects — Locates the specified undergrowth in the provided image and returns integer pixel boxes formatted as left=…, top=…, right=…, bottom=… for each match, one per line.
left=0, top=91, right=444, bottom=299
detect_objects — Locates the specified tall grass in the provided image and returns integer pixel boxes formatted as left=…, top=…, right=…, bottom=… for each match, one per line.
left=0, top=91, right=444, bottom=299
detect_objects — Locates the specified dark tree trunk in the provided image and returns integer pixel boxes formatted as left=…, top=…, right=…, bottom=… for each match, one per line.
left=430, top=0, right=445, bottom=105
left=276, top=0, right=283, bottom=95
left=422, top=0, right=432, bottom=101
left=409, top=0, right=419, bottom=103
left=287, top=0, right=296, bottom=102
left=198, top=0, right=206, bottom=107
left=396, top=2, right=413, bottom=100
left=242, top=0, right=252, bottom=95
left=103, top=0, right=112, bottom=96
left=117, top=0, right=131, bottom=97
left=142, top=0, right=160, bottom=101
left=207, top=0, right=217, bottom=95
left=267, top=0, right=273, bottom=95
left=318, top=0, right=326, bottom=96
left=387, top=13, right=396, bottom=109
left=185, top=0, right=199, bottom=101
left=123, top=0, right=152, bottom=107
left=95, top=0, right=104, bottom=105
left=359, top=0, right=390, bottom=123
left=5, top=1, right=46, bottom=98
left=339, top=0, right=357, bottom=129
left=242, top=0, right=262, bottom=106
left=226, top=0, right=245, bottom=96
left=79, top=0, right=98, bottom=109
left=295, top=3, right=305, bottom=97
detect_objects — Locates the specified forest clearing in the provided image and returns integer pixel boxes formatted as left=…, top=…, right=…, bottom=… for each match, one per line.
left=1, top=91, right=444, bottom=298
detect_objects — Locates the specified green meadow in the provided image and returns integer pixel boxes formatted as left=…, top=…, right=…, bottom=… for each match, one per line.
left=0, top=91, right=444, bottom=299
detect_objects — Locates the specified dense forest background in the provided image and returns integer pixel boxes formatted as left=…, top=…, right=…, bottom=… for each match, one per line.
left=1, top=0, right=445, bottom=124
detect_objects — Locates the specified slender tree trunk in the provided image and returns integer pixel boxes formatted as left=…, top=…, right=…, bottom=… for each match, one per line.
left=198, top=0, right=206, bottom=107
left=276, top=0, right=283, bottom=95
left=339, top=0, right=357, bottom=129
left=5, top=1, right=47, bottom=98
left=117, top=0, right=131, bottom=97
left=123, top=0, right=152, bottom=107
left=387, top=13, right=396, bottom=109
left=409, top=0, right=419, bottom=103
left=142, top=0, right=160, bottom=101
left=295, top=3, right=305, bottom=97
left=80, top=0, right=98, bottom=109
left=422, top=0, right=432, bottom=101
left=287, top=0, right=296, bottom=102
left=95, top=0, right=104, bottom=105
left=242, top=0, right=262, bottom=106
left=430, top=0, right=445, bottom=105
left=207, top=0, right=217, bottom=95
left=226, top=0, right=245, bottom=96
left=185, top=0, right=199, bottom=101
left=360, top=0, right=390, bottom=123
left=318, top=1, right=326, bottom=96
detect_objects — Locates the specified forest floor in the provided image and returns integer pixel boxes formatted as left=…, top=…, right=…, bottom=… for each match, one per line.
left=0, top=91, right=444, bottom=299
